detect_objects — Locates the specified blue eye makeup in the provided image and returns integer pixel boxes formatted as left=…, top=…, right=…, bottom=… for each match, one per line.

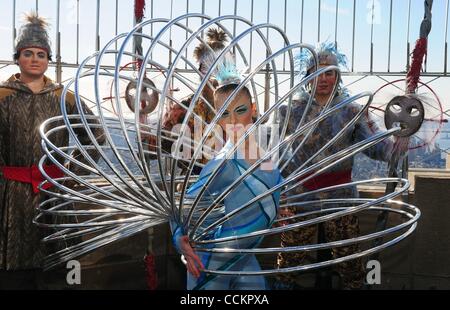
left=235, top=105, right=249, bottom=115
left=220, top=111, right=230, bottom=119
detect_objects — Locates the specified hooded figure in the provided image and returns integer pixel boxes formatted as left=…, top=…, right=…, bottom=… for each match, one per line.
left=0, top=13, right=104, bottom=287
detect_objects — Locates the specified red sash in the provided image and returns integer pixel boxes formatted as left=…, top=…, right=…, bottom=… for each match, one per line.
left=1, top=164, right=64, bottom=194
left=302, top=169, right=352, bottom=191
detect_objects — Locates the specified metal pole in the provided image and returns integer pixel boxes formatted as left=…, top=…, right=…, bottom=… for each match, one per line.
left=388, top=0, right=393, bottom=72
left=36, top=0, right=38, bottom=14
left=300, top=0, right=304, bottom=43
left=283, top=0, right=287, bottom=70
left=407, top=0, right=412, bottom=71
left=370, top=0, right=375, bottom=73
left=300, top=0, right=305, bottom=43
left=55, top=0, right=62, bottom=84
left=266, top=0, right=270, bottom=39
left=265, top=0, right=271, bottom=113
left=151, top=0, right=154, bottom=37
left=335, top=0, right=339, bottom=47
left=76, top=0, right=80, bottom=64
left=115, top=0, right=119, bottom=64
left=233, top=0, right=238, bottom=39
left=12, top=0, right=16, bottom=56
left=96, top=0, right=100, bottom=51
left=201, top=0, right=205, bottom=37
left=351, top=0, right=356, bottom=71
left=445, top=0, right=449, bottom=75
left=185, top=0, right=189, bottom=70
left=318, top=0, right=321, bottom=42
left=170, top=0, right=174, bottom=41
left=250, top=0, right=254, bottom=69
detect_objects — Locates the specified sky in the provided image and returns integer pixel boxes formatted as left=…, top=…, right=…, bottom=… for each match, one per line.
left=0, top=0, right=449, bottom=146
left=0, top=0, right=448, bottom=70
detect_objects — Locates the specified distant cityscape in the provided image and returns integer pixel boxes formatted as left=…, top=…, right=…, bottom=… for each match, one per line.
left=98, top=121, right=450, bottom=181
left=354, top=122, right=450, bottom=181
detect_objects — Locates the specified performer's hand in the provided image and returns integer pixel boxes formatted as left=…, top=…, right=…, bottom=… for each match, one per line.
left=180, top=236, right=204, bottom=278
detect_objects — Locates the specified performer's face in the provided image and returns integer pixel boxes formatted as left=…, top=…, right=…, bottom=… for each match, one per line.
left=309, top=64, right=338, bottom=98
left=214, top=89, right=256, bottom=143
left=17, top=47, right=49, bottom=78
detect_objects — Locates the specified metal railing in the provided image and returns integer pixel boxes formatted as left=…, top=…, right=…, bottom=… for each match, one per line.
left=1, top=0, right=449, bottom=162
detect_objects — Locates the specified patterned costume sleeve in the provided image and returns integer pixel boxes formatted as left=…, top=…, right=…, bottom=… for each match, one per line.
left=277, top=104, right=305, bottom=175
left=0, top=91, right=8, bottom=167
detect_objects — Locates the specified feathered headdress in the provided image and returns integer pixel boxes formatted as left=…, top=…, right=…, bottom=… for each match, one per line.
left=297, top=41, right=348, bottom=77
left=194, top=28, right=228, bottom=65
left=295, top=41, right=349, bottom=94
left=15, top=12, right=52, bottom=56
left=194, top=28, right=242, bottom=88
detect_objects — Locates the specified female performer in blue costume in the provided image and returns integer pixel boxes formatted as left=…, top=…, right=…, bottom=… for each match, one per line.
left=170, top=41, right=283, bottom=290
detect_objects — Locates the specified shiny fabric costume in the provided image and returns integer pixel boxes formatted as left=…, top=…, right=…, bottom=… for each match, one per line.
left=0, top=74, right=104, bottom=271
left=172, top=141, right=283, bottom=290
left=275, top=91, right=393, bottom=289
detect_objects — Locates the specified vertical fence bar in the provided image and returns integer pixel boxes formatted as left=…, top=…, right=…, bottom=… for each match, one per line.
left=95, top=0, right=100, bottom=51
left=265, top=0, right=271, bottom=113
left=266, top=0, right=270, bottom=39
left=115, top=0, right=118, bottom=64
left=283, top=0, right=287, bottom=70
left=150, top=0, right=154, bottom=62
left=351, top=0, right=356, bottom=71
left=234, top=0, right=238, bottom=37
left=318, top=0, right=321, bottom=42
left=12, top=0, right=16, bottom=56
left=370, top=0, right=375, bottom=73
left=250, top=0, right=254, bottom=69
left=219, top=0, right=222, bottom=16
left=169, top=0, right=174, bottom=100
left=406, top=0, right=411, bottom=71
left=76, top=0, right=80, bottom=64
left=55, top=0, right=62, bottom=83
left=151, top=0, right=154, bottom=37
left=388, top=0, right=393, bottom=72
left=335, top=0, right=339, bottom=47
left=36, top=0, right=38, bottom=14
left=300, top=0, right=304, bottom=43
left=185, top=0, right=189, bottom=70
left=201, top=0, right=205, bottom=37
left=444, top=0, right=449, bottom=75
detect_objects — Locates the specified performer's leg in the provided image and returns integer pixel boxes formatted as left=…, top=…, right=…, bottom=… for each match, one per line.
left=187, top=271, right=232, bottom=290
left=324, top=214, right=365, bottom=289
left=275, top=212, right=317, bottom=289
left=187, top=252, right=233, bottom=290
left=231, top=255, right=267, bottom=290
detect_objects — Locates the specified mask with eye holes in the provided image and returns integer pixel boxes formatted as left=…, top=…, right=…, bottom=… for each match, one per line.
left=384, top=95, right=425, bottom=137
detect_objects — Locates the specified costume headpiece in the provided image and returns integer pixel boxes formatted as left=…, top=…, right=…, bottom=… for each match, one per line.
left=297, top=41, right=347, bottom=75
left=296, top=41, right=348, bottom=93
left=15, top=12, right=52, bottom=57
left=194, top=28, right=242, bottom=88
